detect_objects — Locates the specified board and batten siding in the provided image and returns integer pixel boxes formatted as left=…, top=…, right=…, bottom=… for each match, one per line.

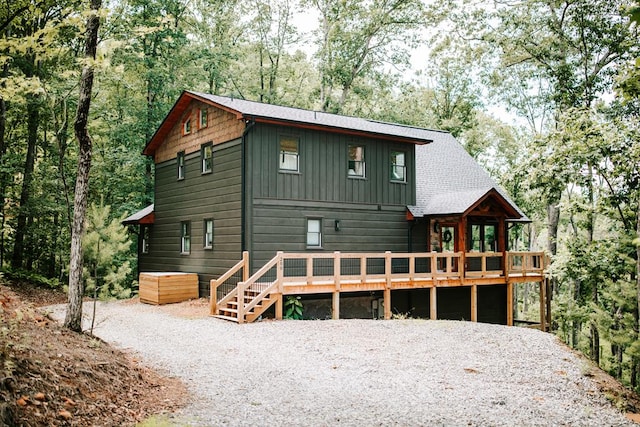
left=139, top=139, right=242, bottom=296
left=245, top=123, right=416, bottom=270
left=247, top=124, right=415, bottom=205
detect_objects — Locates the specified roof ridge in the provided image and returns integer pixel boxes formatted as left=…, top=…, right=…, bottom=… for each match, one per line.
left=365, top=119, right=451, bottom=134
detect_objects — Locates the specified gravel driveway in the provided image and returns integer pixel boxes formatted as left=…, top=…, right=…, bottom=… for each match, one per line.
left=45, top=301, right=635, bottom=426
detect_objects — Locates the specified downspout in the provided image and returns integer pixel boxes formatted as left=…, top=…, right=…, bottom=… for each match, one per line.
left=241, top=118, right=256, bottom=253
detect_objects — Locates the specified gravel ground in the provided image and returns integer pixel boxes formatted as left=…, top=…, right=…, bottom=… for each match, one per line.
left=45, top=301, right=636, bottom=427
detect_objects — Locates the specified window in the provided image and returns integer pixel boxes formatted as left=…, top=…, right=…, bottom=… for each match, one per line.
left=204, top=219, right=213, bottom=249
left=469, top=223, right=497, bottom=252
left=306, top=218, right=322, bottom=248
left=348, top=145, right=365, bottom=177
left=390, top=151, right=406, bottom=182
left=177, top=151, right=185, bottom=180
left=183, top=118, right=192, bottom=135
left=199, top=108, right=208, bottom=129
left=201, top=143, right=213, bottom=174
left=279, top=137, right=299, bottom=172
left=180, top=221, right=191, bottom=254
left=141, top=226, right=150, bottom=254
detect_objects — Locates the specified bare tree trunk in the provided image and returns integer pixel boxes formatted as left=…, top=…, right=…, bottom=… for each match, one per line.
left=634, top=199, right=640, bottom=388
left=64, top=0, right=101, bottom=332
left=0, top=64, right=6, bottom=267
left=11, top=96, right=39, bottom=269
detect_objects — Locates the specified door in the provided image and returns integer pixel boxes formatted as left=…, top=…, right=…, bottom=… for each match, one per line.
left=438, top=224, right=457, bottom=272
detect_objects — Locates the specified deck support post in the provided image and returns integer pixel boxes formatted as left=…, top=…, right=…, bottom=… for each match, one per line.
left=384, top=251, right=392, bottom=320
left=210, top=279, right=218, bottom=316
left=383, top=288, right=391, bottom=320
left=507, top=282, right=514, bottom=326
left=471, top=285, right=477, bottom=322
left=332, top=292, right=340, bottom=320
left=430, top=286, right=437, bottom=320
left=275, top=294, right=283, bottom=320
left=333, top=252, right=341, bottom=320
left=539, top=280, right=546, bottom=331
left=237, top=281, right=245, bottom=324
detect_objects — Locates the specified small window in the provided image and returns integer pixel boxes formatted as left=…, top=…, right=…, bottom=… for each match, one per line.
left=279, top=137, right=299, bottom=172
left=201, top=143, right=213, bottom=174
left=183, top=118, right=192, bottom=135
left=141, top=226, right=150, bottom=254
left=180, top=221, right=191, bottom=254
left=348, top=145, right=365, bottom=177
left=199, top=108, right=208, bottom=129
left=177, top=151, right=185, bottom=180
left=390, top=151, right=406, bottom=182
left=204, top=219, right=213, bottom=249
left=306, top=218, right=322, bottom=248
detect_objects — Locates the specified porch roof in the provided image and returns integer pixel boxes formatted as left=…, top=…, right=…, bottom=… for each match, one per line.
left=408, top=132, right=529, bottom=221
left=122, top=204, right=155, bottom=225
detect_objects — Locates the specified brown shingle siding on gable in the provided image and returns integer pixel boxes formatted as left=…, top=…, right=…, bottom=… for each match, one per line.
left=154, top=101, right=244, bottom=164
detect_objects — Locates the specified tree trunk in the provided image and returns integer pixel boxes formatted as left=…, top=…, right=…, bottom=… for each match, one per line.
left=64, top=0, right=101, bottom=332
left=635, top=198, right=640, bottom=388
left=11, top=97, right=39, bottom=269
left=0, top=64, right=6, bottom=267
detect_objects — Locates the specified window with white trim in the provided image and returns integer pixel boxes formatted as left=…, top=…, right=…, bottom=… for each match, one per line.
left=141, top=226, right=150, bottom=254
left=201, top=143, right=213, bottom=174
left=348, top=145, right=365, bottom=178
left=199, top=108, right=208, bottom=129
left=204, top=219, right=213, bottom=249
left=306, top=218, right=322, bottom=248
left=180, top=221, right=191, bottom=254
left=177, top=151, right=185, bottom=180
left=183, top=118, right=191, bottom=135
left=390, top=151, right=406, bottom=182
left=279, top=137, right=299, bottom=172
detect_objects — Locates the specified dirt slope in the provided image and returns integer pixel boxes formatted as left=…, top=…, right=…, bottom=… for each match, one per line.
left=0, top=280, right=187, bottom=426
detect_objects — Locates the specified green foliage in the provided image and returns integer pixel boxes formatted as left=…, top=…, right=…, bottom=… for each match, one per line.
left=284, top=296, right=303, bottom=320
left=1, top=268, right=61, bottom=289
left=82, top=203, right=134, bottom=300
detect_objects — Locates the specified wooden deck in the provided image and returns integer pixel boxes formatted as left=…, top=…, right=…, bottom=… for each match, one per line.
left=210, top=251, right=547, bottom=327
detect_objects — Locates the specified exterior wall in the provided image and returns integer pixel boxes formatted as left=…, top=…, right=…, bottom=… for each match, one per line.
left=154, top=101, right=244, bottom=164
left=245, top=123, right=415, bottom=270
left=139, top=139, right=242, bottom=296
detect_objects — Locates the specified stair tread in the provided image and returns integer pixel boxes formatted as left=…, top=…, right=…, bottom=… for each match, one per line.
left=212, top=314, right=239, bottom=322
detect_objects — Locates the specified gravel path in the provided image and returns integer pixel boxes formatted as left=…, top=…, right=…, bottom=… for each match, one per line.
left=45, top=301, right=635, bottom=426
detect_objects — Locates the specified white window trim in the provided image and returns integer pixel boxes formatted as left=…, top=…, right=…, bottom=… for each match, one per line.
left=204, top=218, right=213, bottom=250
left=306, top=218, right=322, bottom=249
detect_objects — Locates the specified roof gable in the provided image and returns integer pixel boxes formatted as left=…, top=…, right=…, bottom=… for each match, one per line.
left=143, top=91, right=440, bottom=156
left=408, top=133, right=527, bottom=220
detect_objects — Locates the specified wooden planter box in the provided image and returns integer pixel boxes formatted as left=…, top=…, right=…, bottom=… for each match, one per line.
left=139, top=272, right=199, bottom=305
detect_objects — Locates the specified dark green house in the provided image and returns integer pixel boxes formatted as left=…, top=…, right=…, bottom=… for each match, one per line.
left=125, top=91, right=546, bottom=324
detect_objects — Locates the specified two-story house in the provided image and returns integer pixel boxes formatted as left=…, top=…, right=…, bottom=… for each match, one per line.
left=124, top=91, right=547, bottom=326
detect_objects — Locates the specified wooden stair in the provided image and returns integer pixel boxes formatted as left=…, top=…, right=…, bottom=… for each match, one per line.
left=214, top=283, right=279, bottom=323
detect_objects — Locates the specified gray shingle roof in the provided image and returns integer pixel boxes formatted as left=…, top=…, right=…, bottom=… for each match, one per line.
left=122, top=204, right=154, bottom=224
left=408, top=132, right=527, bottom=220
left=189, top=91, right=439, bottom=144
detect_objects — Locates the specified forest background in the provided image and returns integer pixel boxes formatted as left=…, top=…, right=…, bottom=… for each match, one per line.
left=2, top=0, right=640, bottom=391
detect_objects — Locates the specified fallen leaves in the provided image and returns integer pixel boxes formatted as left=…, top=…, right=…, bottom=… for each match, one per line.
left=1, top=283, right=188, bottom=426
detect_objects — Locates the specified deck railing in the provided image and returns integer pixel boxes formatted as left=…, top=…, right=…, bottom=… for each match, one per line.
left=212, top=250, right=546, bottom=323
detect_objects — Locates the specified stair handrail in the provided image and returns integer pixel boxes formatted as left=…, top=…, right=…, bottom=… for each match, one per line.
left=236, top=251, right=283, bottom=322
left=210, top=251, right=249, bottom=315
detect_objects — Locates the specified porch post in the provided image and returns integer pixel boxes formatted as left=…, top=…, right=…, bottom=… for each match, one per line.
left=539, top=280, right=546, bottom=331
left=471, top=285, right=477, bottom=322
left=506, top=281, right=514, bottom=326
left=430, top=286, right=437, bottom=320
left=333, top=252, right=341, bottom=320
left=384, top=251, right=392, bottom=319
